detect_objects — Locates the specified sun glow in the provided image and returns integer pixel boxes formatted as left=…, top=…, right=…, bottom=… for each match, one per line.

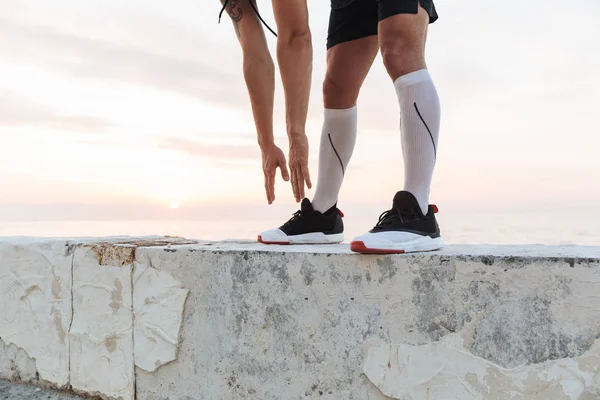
left=169, top=202, right=179, bottom=209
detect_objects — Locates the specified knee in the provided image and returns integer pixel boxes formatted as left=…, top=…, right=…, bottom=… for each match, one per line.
left=322, top=75, right=358, bottom=109
left=380, top=40, right=424, bottom=79
left=279, top=28, right=312, bottom=49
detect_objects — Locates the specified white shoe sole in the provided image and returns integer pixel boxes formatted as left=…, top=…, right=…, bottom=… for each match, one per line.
left=350, top=235, right=444, bottom=254
left=258, top=232, right=344, bottom=245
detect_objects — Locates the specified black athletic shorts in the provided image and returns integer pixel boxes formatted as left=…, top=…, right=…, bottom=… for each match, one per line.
left=327, top=0, right=438, bottom=49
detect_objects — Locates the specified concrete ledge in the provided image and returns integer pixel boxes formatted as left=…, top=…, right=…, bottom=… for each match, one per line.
left=1, top=237, right=599, bottom=399
left=0, top=379, right=85, bottom=399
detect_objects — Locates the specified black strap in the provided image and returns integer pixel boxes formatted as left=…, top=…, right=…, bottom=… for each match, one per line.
left=219, top=0, right=277, bottom=37
left=218, top=0, right=230, bottom=22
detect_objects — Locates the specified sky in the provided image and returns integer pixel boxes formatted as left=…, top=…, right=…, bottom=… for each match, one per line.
left=0, top=0, right=599, bottom=223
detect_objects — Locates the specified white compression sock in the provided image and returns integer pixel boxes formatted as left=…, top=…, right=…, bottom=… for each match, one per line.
left=394, top=69, right=441, bottom=214
left=311, top=106, right=358, bottom=213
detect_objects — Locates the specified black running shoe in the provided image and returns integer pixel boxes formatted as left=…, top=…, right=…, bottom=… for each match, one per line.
left=350, top=191, right=443, bottom=254
left=258, top=198, right=344, bottom=244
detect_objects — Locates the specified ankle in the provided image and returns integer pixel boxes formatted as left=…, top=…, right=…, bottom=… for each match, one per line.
left=311, top=198, right=336, bottom=214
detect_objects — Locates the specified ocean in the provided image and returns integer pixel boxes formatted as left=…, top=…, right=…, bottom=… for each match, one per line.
left=1, top=207, right=598, bottom=246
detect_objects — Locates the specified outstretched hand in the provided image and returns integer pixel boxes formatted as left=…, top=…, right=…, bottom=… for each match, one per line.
left=261, top=144, right=290, bottom=204
left=288, top=134, right=312, bottom=202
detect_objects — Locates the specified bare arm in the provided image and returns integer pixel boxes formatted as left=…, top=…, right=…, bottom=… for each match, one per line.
left=271, top=0, right=312, bottom=140
left=220, top=0, right=290, bottom=203
left=221, top=0, right=275, bottom=149
left=271, top=0, right=313, bottom=201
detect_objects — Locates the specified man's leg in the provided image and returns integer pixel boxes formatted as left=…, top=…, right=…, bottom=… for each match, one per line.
left=258, top=0, right=379, bottom=245
left=258, top=37, right=378, bottom=245
left=379, top=2, right=440, bottom=215
left=311, top=36, right=379, bottom=213
left=350, top=1, right=442, bottom=254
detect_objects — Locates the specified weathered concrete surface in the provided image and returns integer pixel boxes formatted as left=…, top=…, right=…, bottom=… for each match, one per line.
left=133, top=253, right=189, bottom=373
left=1, top=237, right=599, bottom=399
left=0, top=237, right=192, bottom=400
left=135, top=242, right=600, bottom=400
left=364, top=334, right=600, bottom=399
left=70, top=245, right=135, bottom=400
left=0, top=239, right=72, bottom=387
left=0, top=379, right=86, bottom=399
left=0, top=338, right=38, bottom=384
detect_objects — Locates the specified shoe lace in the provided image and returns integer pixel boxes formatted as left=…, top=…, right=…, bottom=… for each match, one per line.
left=290, top=209, right=302, bottom=221
left=282, top=209, right=303, bottom=229
left=219, top=0, right=278, bottom=37
left=374, top=208, right=418, bottom=229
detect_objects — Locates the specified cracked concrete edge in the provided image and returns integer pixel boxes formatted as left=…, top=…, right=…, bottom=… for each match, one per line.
left=0, top=376, right=107, bottom=400
left=363, top=330, right=600, bottom=399
left=2, top=236, right=598, bottom=259
left=130, top=250, right=137, bottom=400
left=0, top=338, right=40, bottom=385
left=0, top=341, right=102, bottom=400
left=135, top=242, right=600, bottom=400
left=156, top=241, right=600, bottom=260
left=3, top=237, right=599, bottom=399
left=0, top=239, right=72, bottom=388
left=132, top=250, right=190, bottom=373
left=0, top=379, right=89, bottom=400
left=69, top=245, right=135, bottom=399
left=1, top=237, right=193, bottom=400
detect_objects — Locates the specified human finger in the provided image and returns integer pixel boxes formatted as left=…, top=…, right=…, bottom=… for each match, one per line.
left=291, top=167, right=300, bottom=202
left=279, top=158, right=290, bottom=182
left=264, top=166, right=275, bottom=204
left=301, top=164, right=312, bottom=190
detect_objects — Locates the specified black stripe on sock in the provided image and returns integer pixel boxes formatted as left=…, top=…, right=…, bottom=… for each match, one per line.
left=414, top=102, right=437, bottom=159
left=328, top=133, right=345, bottom=176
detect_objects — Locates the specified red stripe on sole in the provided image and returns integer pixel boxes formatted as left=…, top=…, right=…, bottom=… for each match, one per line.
left=350, top=241, right=406, bottom=254
left=257, top=235, right=291, bottom=245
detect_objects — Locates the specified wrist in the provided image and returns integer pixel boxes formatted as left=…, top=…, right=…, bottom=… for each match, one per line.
left=258, top=136, right=275, bottom=151
left=287, top=130, right=306, bottom=140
